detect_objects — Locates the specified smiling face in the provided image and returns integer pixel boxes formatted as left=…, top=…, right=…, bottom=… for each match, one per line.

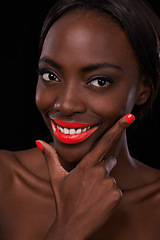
left=36, top=10, right=147, bottom=169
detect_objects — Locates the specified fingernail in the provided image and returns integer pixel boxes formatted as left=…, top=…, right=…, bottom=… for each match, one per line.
left=125, top=114, right=135, bottom=124
left=35, top=141, right=43, bottom=151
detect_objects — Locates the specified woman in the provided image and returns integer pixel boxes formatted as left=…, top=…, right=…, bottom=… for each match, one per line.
left=0, top=0, right=160, bottom=239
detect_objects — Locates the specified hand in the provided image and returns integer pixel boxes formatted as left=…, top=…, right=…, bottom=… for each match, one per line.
left=36, top=114, right=135, bottom=240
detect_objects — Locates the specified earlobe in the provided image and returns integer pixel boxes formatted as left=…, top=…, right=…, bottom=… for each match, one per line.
left=135, top=75, right=151, bottom=106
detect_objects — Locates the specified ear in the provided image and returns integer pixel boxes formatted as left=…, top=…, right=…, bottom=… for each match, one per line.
left=135, top=74, right=151, bottom=106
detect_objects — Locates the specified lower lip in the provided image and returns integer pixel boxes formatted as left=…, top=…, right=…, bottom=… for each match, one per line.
left=51, top=121, right=98, bottom=144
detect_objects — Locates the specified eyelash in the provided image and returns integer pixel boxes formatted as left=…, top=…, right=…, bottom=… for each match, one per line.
left=88, top=76, right=114, bottom=88
left=38, top=68, right=61, bottom=82
left=38, top=68, right=114, bottom=88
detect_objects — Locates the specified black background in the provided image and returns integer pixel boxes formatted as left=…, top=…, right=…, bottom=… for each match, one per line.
left=0, top=1, right=160, bottom=169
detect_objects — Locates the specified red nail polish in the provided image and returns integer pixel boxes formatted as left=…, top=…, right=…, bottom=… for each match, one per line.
left=35, top=141, right=43, bottom=151
left=125, top=114, right=135, bottom=124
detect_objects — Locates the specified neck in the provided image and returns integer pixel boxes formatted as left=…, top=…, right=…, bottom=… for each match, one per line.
left=109, top=132, right=138, bottom=190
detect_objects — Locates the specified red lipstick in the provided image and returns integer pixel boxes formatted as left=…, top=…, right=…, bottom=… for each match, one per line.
left=51, top=119, right=98, bottom=144
left=53, top=119, right=93, bottom=129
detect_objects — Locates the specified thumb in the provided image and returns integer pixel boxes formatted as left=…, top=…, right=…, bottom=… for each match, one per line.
left=35, top=140, right=67, bottom=185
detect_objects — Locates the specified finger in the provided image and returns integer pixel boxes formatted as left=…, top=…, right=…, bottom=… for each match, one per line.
left=81, top=114, right=135, bottom=167
left=35, top=140, right=67, bottom=184
left=103, top=156, right=117, bottom=176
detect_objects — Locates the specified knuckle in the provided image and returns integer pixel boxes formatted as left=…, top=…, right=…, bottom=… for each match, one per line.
left=112, top=188, right=123, bottom=201
left=103, top=177, right=122, bottom=203
left=103, top=132, right=114, bottom=144
left=78, top=156, right=91, bottom=170
left=95, top=165, right=106, bottom=177
left=107, top=177, right=117, bottom=187
left=78, top=159, right=90, bottom=174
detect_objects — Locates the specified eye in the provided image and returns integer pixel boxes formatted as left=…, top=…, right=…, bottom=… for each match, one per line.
left=38, top=68, right=61, bottom=82
left=89, top=77, right=113, bottom=88
left=42, top=72, right=60, bottom=82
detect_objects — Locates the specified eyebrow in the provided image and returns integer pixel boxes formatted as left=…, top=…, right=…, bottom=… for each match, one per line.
left=39, top=57, right=123, bottom=72
left=82, top=62, right=123, bottom=72
left=39, top=57, right=62, bottom=69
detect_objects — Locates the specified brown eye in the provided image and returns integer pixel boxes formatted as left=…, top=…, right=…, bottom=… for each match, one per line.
left=90, top=78, right=111, bottom=87
left=42, top=72, right=60, bottom=82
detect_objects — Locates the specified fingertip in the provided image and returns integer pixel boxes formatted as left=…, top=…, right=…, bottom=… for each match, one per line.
left=124, top=114, right=135, bottom=124
left=35, top=140, right=58, bottom=161
left=35, top=140, right=44, bottom=152
left=35, top=141, right=67, bottom=178
left=119, top=114, right=135, bottom=128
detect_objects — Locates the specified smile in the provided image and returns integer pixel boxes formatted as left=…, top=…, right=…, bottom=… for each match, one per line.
left=51, top=119, right=98, bottom=144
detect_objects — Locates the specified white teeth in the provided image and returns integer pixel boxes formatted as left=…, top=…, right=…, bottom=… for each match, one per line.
left=82, top=128, right=87, bottom=132
left=56, top=125, right=92, bottom=135
left=76, top=128, right=82, bottom=134
left=64, top=128, right=69, bottom=134
left=70, top=129, right=76, bottom=135
left=60, top=127, right=64, bottom=133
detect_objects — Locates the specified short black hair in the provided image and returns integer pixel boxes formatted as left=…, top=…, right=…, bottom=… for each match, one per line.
left=39, top=0, right=160, bottom=121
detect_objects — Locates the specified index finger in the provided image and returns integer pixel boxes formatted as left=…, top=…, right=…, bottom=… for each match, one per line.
left=81, top=114, right=135, bottom=167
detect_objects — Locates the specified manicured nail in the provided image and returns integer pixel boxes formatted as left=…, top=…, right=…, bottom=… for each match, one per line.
left=35, top=141, right=43, bottom=151
left=125, top=114, right=135, bottom=124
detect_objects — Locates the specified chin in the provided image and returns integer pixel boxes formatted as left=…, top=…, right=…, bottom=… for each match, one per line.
left=53, top=137, right=97, bottom=171
left=54, top=139, right=91, bottom=161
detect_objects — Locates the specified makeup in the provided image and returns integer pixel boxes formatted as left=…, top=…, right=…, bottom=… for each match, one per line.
left=125, top=114, right=135, bottom=124
left=51, top=119, right=98, bottom=144
left=35, top=141, right=44, bottom=152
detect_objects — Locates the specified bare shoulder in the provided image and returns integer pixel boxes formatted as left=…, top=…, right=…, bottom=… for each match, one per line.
left=0, top=146, right=49, bottom=182
left=0, top=149, right=17, bottom=171
left=0, top=150, right=19, bottom=190
left=134, top=159, right=160, bottom=187
left=14, top=147, right=49, bottom=180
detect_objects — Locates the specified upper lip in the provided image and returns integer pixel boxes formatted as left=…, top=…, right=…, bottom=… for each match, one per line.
left=51, top=119, right=95, bottom=129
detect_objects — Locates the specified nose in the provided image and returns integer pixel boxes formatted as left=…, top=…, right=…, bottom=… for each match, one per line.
left=54, top=84, right=87, bottom=116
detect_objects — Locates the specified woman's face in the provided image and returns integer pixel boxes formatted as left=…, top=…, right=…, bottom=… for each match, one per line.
left=36, top=11, right=143, bottom=168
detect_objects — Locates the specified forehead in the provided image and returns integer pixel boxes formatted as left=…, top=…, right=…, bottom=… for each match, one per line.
left=41, top=10, right=137, bottom=69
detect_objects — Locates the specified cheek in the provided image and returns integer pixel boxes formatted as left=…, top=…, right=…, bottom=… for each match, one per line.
left=88, top=85, right=137, bottom=124
left=35, top=80, right=56, bottom=113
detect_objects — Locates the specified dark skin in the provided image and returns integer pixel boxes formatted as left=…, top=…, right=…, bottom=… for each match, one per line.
left=0, top=10, right=160, bottom=240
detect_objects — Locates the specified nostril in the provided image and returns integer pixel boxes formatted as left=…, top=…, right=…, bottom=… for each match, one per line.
left=54, top=94, right=87, bottom=116
left=54, top=101, right=61, bottom=112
